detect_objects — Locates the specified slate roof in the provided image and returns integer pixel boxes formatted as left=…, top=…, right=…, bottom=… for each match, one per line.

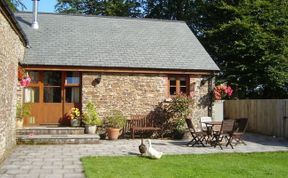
left=15, top=12, right=219, bottom=71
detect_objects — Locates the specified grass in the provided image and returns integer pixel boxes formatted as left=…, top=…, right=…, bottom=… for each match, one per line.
left=81, top=152, right=288, bottom=178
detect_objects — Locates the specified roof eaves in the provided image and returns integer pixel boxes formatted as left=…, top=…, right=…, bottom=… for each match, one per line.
left=20, top=63, right=220, bottom=72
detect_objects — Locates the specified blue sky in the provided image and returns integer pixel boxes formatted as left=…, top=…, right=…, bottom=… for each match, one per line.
left=21, top=0, right=57, bottom=13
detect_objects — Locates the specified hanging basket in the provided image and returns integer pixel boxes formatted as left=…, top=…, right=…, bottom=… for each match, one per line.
left=20, top=77, right=31, bottom=87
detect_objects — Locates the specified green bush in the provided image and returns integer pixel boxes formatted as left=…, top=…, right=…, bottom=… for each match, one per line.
left=16, top=103, right=31, bottom=121
left=106, top=110, right=127, bottom=128
left=82, top=102, right=102, bottom=126
left=163, top=94, right=194, bottom=137
left=167, top=94, right=193, bottom=119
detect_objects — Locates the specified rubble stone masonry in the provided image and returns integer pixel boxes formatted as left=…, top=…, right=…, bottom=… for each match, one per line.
left=82, top=73, right=211, bottom=127
left=82, top=73, right=167, bottom=118
left=0, top=12, right=25, bottom=163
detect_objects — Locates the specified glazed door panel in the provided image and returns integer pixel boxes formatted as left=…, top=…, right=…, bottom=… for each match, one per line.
left=24, top=71, right=81, bottom=126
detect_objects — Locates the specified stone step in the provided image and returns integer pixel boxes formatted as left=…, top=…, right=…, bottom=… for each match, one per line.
left=16, top=134, right=100, bottom=144
left=39, top=123, right=60, bottom=127
left=17, top=127, right=85, bottom=135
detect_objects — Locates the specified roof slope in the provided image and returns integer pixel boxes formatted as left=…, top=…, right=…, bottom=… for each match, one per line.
left=15, top=13, right=219, bottom=71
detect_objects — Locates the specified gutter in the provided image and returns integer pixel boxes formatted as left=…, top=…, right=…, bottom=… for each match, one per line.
left=0, top=0, right=29, bottom=47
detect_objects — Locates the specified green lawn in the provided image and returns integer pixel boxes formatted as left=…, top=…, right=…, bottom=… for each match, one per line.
left=81, top=152, right=288, bottom=178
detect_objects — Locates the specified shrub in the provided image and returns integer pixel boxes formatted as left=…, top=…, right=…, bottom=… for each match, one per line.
left=106, top=110, right=127, bottom=128
left=82, top=102, right=102, bottom=126
left=158, top=94, right=194, bottom=138
left=16, top=103, right=31, bottom=121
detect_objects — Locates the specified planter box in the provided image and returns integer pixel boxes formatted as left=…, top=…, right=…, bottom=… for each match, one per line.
left=212, top=100, right=224, bottom=121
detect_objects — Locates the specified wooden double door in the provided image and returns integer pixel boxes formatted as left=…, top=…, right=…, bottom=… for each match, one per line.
left=23, top=71, right=81, bottom=126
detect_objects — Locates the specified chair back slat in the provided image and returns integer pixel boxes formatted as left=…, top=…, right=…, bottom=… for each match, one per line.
left=221, top=120, right=235, bottom=134
left=185, top=119, right=196, bottom=133
left=213, top=125, right=222, bottom=132
left=234, top=118, right=248, bottom=132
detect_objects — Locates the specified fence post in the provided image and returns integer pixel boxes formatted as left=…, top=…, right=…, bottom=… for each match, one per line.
left=284, top=100, right=287, bottom=137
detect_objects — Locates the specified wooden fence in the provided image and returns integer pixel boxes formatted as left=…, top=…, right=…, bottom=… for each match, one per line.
left=224, top=99, right=288, bottom=138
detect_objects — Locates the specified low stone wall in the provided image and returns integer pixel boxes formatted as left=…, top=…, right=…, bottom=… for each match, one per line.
left=82, top=73, right=211, bottom=128
left=0, top=12, right=25, bottom=163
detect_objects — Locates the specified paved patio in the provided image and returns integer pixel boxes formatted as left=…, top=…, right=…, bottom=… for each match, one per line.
left=0, top=133, right=287, bottom=178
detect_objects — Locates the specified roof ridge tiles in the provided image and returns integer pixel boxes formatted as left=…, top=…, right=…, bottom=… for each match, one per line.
left=15, top=11, right=186, bottom=24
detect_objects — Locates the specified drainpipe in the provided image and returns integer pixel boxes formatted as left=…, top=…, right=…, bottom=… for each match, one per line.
left=31, top=0, right=39, bottom=29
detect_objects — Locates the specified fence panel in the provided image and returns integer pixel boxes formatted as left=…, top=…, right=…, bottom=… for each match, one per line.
left=224, top=99, right=288, bottom=137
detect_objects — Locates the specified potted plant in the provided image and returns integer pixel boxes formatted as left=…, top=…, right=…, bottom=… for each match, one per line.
left=16, top=103, right=31, bottom=128
left=213, top=84, right=233, bottom=121
left=106, top=110, right=127, bottom=140
left=18, top=66, right=31, bottom=87
left=69, top=107, right=81, bottom=127
left=82, top=102, right=102, bottom=134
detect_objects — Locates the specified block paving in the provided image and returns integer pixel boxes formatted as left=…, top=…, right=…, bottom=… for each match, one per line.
left=0, top=133, right=288, bottom=178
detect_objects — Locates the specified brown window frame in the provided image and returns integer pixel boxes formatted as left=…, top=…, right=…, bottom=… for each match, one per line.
left=64, top=71, right=81, bottom=87
left=25, top=71, right=82, bottom=104
left=64, top=72, right=81, bottom=103
left=168, top=75, right=190, bottom=97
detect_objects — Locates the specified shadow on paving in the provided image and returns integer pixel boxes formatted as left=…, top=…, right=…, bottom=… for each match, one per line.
left=243, top=133, right=288, bottom=147
left=167, top=133, right=288, bottom=148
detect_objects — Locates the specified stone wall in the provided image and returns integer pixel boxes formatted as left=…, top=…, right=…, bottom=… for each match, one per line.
left=82, top=73, right=167, bottom=118
left=82, top=73, right=211, bottom=129
left=0, top=12, right=25, bottom=163
left=190, top=76, right=211, bottom=128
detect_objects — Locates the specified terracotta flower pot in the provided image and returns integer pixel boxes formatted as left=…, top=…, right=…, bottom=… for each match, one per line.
left=107, top=128, right=121, bottom=140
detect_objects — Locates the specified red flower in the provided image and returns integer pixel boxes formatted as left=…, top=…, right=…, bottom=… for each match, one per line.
left=20, top=77, right=31, bottom=87
left=213, top=84, right=233, bottom=100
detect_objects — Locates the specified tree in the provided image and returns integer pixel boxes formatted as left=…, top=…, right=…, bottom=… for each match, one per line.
left=197, top=0, right=288, bottom=98
left=145, top=0, right=288, bottom=98
left=55, top=0, right=142, bottom=17
left=5, top=0, right=26, bottom=12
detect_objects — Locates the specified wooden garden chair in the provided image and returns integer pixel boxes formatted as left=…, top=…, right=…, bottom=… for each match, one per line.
left=232, top=118, right=248, bottom=145
left=185, top=118, right=207, bottom=147
left=212, top=120, right=235, bottom=149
